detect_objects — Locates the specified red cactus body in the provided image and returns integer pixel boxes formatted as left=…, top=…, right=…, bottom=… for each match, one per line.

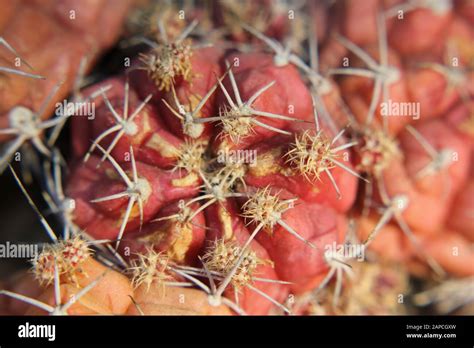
left=72, top=78, right=184, bottom=168
left=2, top=0, right=474, bottom=318
left=120, top=200, right=207, bottom=265
left=251, top=200, right=346, bottom=293
left=205, top=199, right=287, bottom=315
left=389, top=7, right=453, bottom=57
left=212, top=52, right=313, bottom=152
left=159, top=47, right=225, bottom=140
left=381, top=119, right=470, bottom=234
left=244, top=134, right=358, bottom=213
left=339, top=45, right=411, bottom=135
left=66, top=155, right=200, bottom=240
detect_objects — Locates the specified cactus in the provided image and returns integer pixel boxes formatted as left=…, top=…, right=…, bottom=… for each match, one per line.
left=0, top=0, right=473, bottom=317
